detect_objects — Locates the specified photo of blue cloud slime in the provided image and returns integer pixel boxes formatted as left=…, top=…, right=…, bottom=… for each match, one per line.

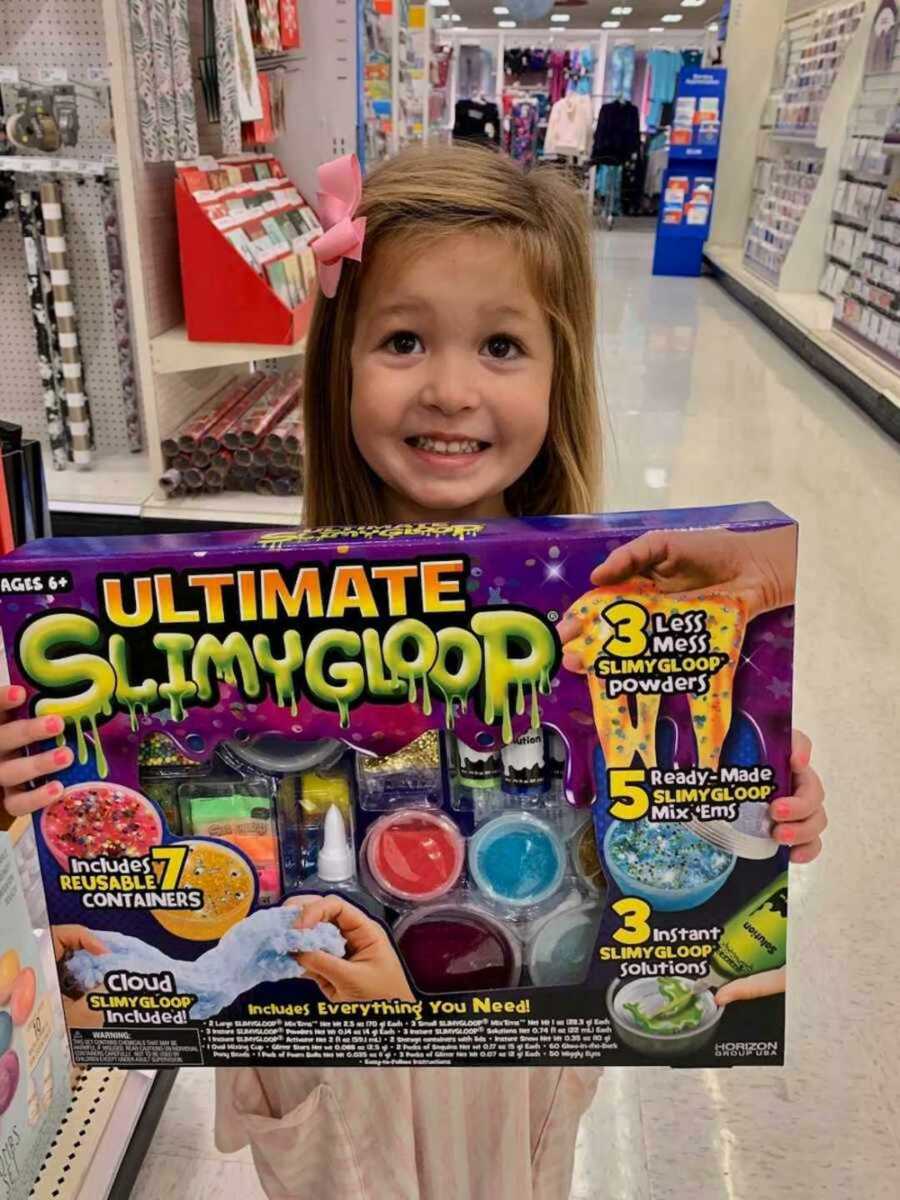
left=67, top=907, right=346, bottom=1020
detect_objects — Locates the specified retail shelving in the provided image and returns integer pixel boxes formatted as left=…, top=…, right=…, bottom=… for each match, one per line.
left=30, top=1068, right=177, bottom=1200
left=708, top=0, right=900, bottom=443
left=150, top=324, right=306, bottom=375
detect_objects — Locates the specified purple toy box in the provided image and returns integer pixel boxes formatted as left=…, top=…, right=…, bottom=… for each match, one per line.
left=0, top=504, right=796, bottom=1068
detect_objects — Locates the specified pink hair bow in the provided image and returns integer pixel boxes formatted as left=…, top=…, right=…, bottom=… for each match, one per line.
left=312, top=153, right=366, bottom=298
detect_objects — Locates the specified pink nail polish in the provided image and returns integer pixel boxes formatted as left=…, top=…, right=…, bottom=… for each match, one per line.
left=43, top=716, right=63, bottom=735
left=774, top=801, right=791, bottom=821
left=48, top=781, right=64, bottom=798
left=6, top=686, right=25, bottom=705
left=53, top=749, right=72, bottom=766
left=778, top=827, right=795, bottom=844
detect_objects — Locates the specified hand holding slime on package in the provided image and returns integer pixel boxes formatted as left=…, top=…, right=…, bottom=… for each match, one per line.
left=66, top=906, right=345, bottom=1020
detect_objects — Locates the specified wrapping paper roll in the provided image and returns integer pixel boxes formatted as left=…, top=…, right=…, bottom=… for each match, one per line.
left=16, top=191, right=70, bottom=470
left=99, top=178, right=142, bottom=452
left=39, top=182, right=94, bottom=469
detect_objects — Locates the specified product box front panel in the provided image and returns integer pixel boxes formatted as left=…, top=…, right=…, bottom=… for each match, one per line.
left=0, top=506, right=796, bottom=1069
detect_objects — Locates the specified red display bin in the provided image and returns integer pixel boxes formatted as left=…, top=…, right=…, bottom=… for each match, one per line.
left=175, top=155, right=317, bottom=345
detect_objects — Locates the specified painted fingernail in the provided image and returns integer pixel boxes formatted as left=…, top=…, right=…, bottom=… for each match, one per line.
left=53, top=748, right=72, bottom=766
left=48, top=781, right=64, bottom=798
left=777, top=826, right=795, bottom=844
left=773, top=801, right=791, bottom=821
left=43, top=716, right=64, bottom=735
left=6, top=686, right=25, bottom=704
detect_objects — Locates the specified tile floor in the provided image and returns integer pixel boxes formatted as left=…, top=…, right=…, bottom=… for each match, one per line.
left=132, top=228, right=900, bottom=1199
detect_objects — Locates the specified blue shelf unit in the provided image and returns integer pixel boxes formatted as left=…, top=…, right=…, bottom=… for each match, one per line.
left=652, top=68, right=728, bottom=277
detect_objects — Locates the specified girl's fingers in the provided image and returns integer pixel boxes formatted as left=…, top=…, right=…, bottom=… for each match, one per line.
left=0, top=685, right=26, bottom=713
left=773, top=805, right=827, bottom=848
left=790, top=729, right=812, bottom=768
left=769, top=764, right=824, bottom=824
left=3, top=778, right=65, bottom=817
left=0, top=714, right=64, bottom=756
left=790, top=836, right=822, bottom=865
left=0, top=745, right=73, bottom=790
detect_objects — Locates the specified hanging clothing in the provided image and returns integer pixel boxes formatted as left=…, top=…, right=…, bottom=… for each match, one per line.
left=507, top=101, right=539, bottom=167
left=592, top=99, right=641, bottom=166
left=682, top=49, right=703, bottom=69
left=573, top=47, right=594, bottom=94
left=453, top=98, right=501, bottom=146
left=647, top=50, right=683, bottom=128
left=608, top=44, right=636, bottom=99
left=544, top=94, right=593, bottom=158
left=548, top=50, right=567, bottom=104
left=632, top=55, right=651, bottom=129
left=458, top=45, right=493, bottom=99
left=595, top=164, right=623, bottom=218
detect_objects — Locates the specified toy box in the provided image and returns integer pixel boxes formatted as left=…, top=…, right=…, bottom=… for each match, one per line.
left=0, top=504, right=796, bottom=1069
left=0, top=822, right=72, bottom=1200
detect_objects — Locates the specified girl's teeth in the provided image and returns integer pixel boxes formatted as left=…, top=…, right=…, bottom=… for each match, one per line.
left=414, top=437, right=482, bottom=455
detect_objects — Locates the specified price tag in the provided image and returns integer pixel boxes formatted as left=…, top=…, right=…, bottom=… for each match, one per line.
left=41, top=67, right=69, bottom=85
left=85, top=65, right=109, bottom=83
left=0, top=66, right=20, bottom=84
left=25, top=993, right=54, bottom=1073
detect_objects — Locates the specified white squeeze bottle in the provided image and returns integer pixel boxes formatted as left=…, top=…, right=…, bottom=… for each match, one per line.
left=302, top=805, right=386, bottom=920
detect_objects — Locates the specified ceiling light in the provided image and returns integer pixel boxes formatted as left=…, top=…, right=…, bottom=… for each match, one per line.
left=492, top=5, right=510, bottom=13
left=662, top=13, right=684, bottom=21
left=551, top=12, right=571, bottom=20
left=428, top=0, right=450, bottom=7
left=602, top=20, right=621, bottom=28
left=649, top=26, right=664, bottom=32
left=708, top=22, right=719, bottom=31
left=612, top=5, right=633, bottom=13
left=451, top=13, right=462, bottom=19
left=498, top=19, right=517, bottom=27
left=681, top=0, right=707, bottom=7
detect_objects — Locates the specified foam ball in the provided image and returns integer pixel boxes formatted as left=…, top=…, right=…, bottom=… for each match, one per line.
left=0, top=950, right=21, bottom=1005
left=0, top=1012, right=12, bottom=1056
left=0, top=1050, right=20, bottom=1116
left=10, top=968, right=36, bottom=1026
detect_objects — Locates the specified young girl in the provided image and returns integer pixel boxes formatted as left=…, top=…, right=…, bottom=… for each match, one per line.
left=0, top=145, right=825, bottom=1200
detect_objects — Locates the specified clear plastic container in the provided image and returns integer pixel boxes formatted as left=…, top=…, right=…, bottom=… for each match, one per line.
left=355, top=730, right=444, bottom=810
left=467, top=812, right=567, bottom=916
left=359, top=807, right=466, bottom=907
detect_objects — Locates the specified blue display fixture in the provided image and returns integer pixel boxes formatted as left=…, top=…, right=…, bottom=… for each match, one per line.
left=652, top=67, right=727, bottom=277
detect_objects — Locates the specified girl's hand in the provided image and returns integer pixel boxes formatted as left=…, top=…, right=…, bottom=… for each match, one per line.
left=0, top=685, right=74, bottom=820
left=715, top=967, right=786, bottom=1007
left=770, top=730, right=826, bottom=864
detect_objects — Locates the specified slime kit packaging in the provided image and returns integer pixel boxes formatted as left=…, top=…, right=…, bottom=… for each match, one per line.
left=0, top=503, right=796, bottom=1069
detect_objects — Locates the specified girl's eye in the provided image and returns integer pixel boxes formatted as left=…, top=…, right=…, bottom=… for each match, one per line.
left=386, top=331, right=424, bottom=355
left=483, top=336, right=522, bottom=360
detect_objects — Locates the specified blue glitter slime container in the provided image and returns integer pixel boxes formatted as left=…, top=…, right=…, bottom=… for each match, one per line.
left=603, top=819, right=736, bottom=912
left=468, top=813, right=566, bottom=910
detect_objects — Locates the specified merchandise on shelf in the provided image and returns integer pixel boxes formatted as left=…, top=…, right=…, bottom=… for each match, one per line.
left=0, top=506, right=797, bottom=1070
left=773, top=1, right=866, bottom=138
left=175, top=154, right=320, bottom=344
left=159, top=369, right=303, bottom=499
left=743, top=155, right=824, bottom=284
left=834, top=183, right=900, bottom=366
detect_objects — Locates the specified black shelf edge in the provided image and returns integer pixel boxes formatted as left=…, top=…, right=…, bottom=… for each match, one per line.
left=704, top=254, right=900, bottom=445
left=108, top=1069, right=179, bottom=1200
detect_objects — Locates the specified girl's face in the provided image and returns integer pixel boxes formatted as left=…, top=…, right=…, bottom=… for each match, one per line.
left=350, top=230, right=553, bottom=522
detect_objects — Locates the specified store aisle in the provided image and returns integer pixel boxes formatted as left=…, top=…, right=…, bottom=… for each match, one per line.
left=132, top=229, right=900, bottom=1200
left=572, top=229, right=900, bottom=1199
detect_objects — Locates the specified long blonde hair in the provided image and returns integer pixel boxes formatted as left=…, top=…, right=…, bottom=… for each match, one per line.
left=303, top=143, right=601, bottom=526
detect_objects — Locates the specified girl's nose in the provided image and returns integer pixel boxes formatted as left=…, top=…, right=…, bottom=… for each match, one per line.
left=419, top=353, right=480, bottom=414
